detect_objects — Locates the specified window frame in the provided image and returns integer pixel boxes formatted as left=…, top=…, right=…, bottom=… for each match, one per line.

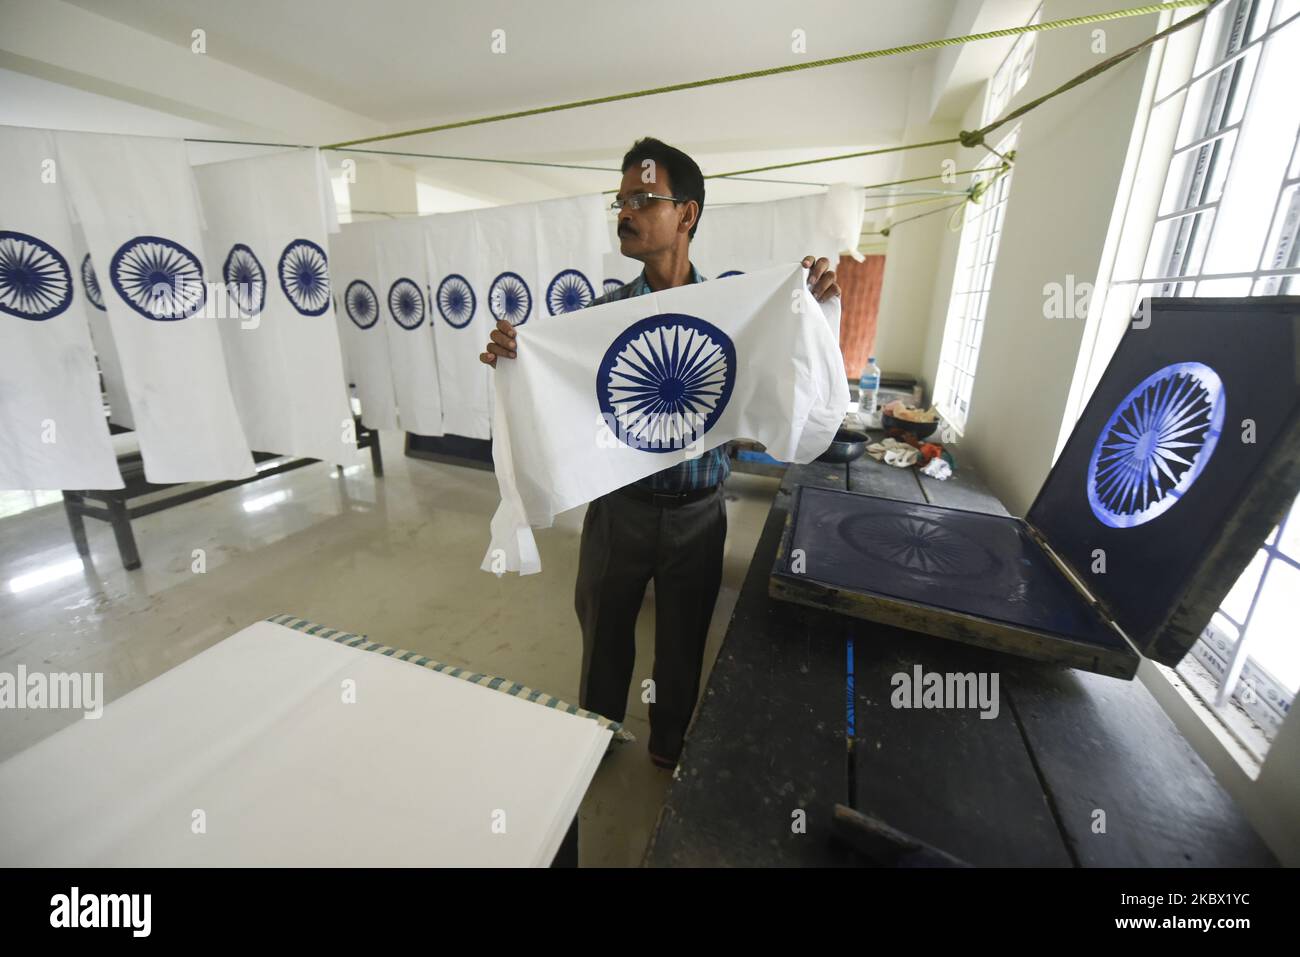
left=1070, top=0, right=1300, bottom=760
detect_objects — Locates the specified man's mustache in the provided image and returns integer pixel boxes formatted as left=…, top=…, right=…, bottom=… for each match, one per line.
left=618, top=224, right=637, bottom=237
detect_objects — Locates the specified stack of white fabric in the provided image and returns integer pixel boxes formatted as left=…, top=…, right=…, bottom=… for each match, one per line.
left=0, top=619, right=610, bottom=867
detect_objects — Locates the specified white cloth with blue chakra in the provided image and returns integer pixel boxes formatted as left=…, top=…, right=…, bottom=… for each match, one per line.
left=483, top=262, right=848, bottom=575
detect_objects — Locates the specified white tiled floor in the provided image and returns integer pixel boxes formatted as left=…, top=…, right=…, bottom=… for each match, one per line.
left=0, top=433, right=779, bottom=867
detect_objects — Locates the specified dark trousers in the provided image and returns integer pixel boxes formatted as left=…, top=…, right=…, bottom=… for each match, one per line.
left=574, top=485, right=727, bottom=760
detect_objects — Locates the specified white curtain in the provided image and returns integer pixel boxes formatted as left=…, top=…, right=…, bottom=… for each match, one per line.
left=194, top=149, right=362, bottom=465
left=0, top=126, right=121, bottom=490
left=483, top=262, right=848, bottom=574
left=55, top=130, right=254, bottom=483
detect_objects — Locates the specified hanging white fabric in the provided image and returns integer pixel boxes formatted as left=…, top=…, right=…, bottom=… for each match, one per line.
left=194, top=149, right=362, bottom=465
left=482, top=262, right=848, bottom=575
left=424, top=207, right=494, bottom=439
left=421, top=192, right=608, bottom=439
left=531, top=193, right=609, bottom=322
left=603, top=184, right=866, bottom=288
left=601, top=220, right=637, bottom=291
left=70, top=224, right=134, bottom=430
left=328, top=221, right=399, bottom=431
left=689, top=184, right=866, bottom=278
left=54, top=130, right=254, bottom=483
left=0, top=125, right=122, bottom=490
left=374, top=217, right=444, bottom=436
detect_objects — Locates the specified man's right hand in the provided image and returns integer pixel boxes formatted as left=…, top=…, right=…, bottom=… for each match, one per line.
left=480, top=318, right=517, bottom=367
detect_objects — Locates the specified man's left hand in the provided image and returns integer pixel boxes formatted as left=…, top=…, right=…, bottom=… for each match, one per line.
left=802, top=255, right=841, bottom=303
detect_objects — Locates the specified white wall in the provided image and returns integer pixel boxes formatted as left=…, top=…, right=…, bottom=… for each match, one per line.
left=918, top=89, right=986, bottom=396
left=874, top=0, right=1160, bottom=517
left=870, top=163, right=956, bottom=379
left=871, top=62, right=966, bottom=382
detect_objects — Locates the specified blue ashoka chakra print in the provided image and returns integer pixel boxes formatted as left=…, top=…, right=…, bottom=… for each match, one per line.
left=597, top=313, right=736, bottom=453
left=437, top=273, right=477, bottom=329
left=109, top=235, right=206, bottom=321
left=840, top=511, right=995, bottom=578
left=223, top=243, right=265, bottom=317
left=387, top=277, right=425, bottom=330
left=345, top=279, right=380, bottom=329
left=1087, top=361, right=1225, bottom=529
left=0, top=231, right=73, bottom=321
left=718, top=270, right=744, bottom=278
left=489, top=271, right=532, bottom=325
left=278, top=238, right=330, bottom=316
left=81, top=253, right=105, bottom=311
left=603, top=278, right=624, bottom=296
left=547, top=268, right=594, bottom=315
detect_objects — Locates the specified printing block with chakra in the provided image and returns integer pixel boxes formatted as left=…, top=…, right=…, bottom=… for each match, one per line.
left=770, top=297, right=1300, bottom=679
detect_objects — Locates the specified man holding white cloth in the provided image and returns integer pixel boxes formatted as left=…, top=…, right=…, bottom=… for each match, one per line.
left=481, top=138, right=841, bottom=768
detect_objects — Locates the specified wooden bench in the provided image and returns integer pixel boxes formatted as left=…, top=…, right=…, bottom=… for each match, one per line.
left=62, top=417, right=382, bottom=571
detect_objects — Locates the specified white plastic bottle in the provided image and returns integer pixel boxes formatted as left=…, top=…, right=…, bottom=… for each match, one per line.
left=858, top=356, right=881, bottom=422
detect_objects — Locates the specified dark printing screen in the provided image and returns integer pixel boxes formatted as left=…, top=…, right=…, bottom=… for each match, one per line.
left=1026, top=297, right=1300, bottom=651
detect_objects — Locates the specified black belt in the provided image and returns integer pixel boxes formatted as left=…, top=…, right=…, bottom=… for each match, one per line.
left=614, top=483, right=720, bottom=508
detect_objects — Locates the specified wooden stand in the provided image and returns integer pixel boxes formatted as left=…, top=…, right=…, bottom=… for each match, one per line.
left=62, top=418, right=382, bottom=571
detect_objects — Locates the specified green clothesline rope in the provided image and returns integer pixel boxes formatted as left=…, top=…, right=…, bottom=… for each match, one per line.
left=862, top=192, right=964, bottom=216
left=192, top=132, right=1000, bottom=199
left=199, top=0, right=1219, bottom=230
left=862, top=165, right=1006, bottom=192
left=195, top=2, right=1218, bottom=202
left=322, top=0, right=1214, bottom=150
left=185, top=138, right=837, bottom=187
left=705, top=0, right=1218, bottom=180
left=868, top=198, right=969, bottom=237
left=865, top=153, right=1018, bottom=235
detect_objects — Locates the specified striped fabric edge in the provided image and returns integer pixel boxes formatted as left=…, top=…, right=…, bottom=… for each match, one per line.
left=265, top=614, right=634, bottom=744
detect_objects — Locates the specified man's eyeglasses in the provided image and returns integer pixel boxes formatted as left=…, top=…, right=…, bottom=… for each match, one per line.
left=609, top=192, right=683, bottom=212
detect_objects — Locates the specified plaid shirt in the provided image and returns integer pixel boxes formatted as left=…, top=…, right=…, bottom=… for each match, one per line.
left=586, top=263, right=731, bottom=492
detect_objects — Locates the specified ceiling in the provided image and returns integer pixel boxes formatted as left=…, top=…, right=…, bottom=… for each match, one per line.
left=3, top=0, right=1036, bottom=215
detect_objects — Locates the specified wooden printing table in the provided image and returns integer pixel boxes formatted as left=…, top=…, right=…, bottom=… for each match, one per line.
left=643, top=444, right=1277, bottom=867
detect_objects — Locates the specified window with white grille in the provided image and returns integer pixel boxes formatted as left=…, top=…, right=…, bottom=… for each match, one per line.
left=986, top=5, right=1043, bottom=122
left=933, top=7, right=1041, bottom=432
left=933, top=131, right=1019, bottom=432
left=1093, top=0, right=1300, bottom=759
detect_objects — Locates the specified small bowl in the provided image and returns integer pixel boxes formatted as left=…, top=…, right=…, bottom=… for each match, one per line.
left=882, top=413, right=938, bottom=441
left=817, top=427, right=869, bottom=463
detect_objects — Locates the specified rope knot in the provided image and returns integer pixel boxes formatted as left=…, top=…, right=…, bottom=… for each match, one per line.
left=958, top=129, right=985, bottom=149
